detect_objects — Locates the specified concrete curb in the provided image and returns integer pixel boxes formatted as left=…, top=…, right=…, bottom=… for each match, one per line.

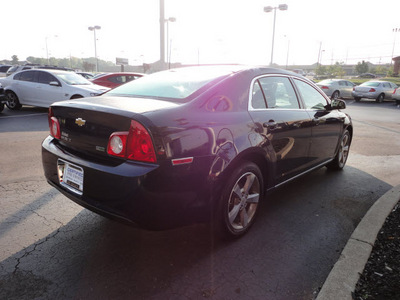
left=316, top=184, right=400, bottom=300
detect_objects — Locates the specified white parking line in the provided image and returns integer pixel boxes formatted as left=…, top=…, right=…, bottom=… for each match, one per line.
left=0, top=113, right=48, bottom=119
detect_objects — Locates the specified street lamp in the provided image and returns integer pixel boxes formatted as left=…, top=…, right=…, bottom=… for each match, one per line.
left=264, top=4, right=288, bottom=66
left=88, top=25, right=101, bottom=72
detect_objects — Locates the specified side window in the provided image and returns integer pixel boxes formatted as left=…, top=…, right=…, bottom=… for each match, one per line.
left=339, top=81, right=345, bottom=86
left=257, top=76, right=299, bottom=109
left=19, top=71, right=35, bottom=82
left=294, top=79, right=328, bottom=110
left=251, top=80, right=267, bottom=109
left=37, top=71, right=59, bottom=85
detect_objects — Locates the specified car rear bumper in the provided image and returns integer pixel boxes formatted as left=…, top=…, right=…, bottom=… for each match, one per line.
left=41, top=136, right=213, bottom=230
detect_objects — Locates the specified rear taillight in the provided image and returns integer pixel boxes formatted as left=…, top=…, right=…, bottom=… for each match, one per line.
left=321, top=86, right=329, bottom=90
left=369, top=88, right=376, bottom=92
left=48, top=107, right=61, bottom=139
left=393, top=88, right=398, bottom=94
left=107, top=120, right=157, bottom=163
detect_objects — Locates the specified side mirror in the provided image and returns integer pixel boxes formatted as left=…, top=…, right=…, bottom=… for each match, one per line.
left=49, top=81, right=60, bottom=87
left=330, top=99, right=346, bottom=110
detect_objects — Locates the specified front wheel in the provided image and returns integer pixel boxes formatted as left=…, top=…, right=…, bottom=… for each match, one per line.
left=5, top=91, right=22, bottom=110
left=0, top=102, right=4, bottom=113
left=215, top=161, right=263, bottom=239
left=326, top=129, right=351, bottom=170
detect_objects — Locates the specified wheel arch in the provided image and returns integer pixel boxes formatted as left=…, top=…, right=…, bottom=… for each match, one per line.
left=217, top=147, right=273, bottom=193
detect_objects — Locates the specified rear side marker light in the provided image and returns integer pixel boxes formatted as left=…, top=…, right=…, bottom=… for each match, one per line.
left=172, top=157, right=194, bottom=166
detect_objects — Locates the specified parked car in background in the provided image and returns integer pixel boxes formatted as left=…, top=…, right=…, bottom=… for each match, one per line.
left=77, top=72, right=94, bottom=80
left=357, top=73, right=377, bottom=78
left=0, top=69, right=109, bottom=109
left=393, top=88, right=400, bottom=106
left=90, top=72, right=144, bottom=88
left=42, top=65, right=352, bottom=239
left=317, top=79, right=356, bottom=99
left=0, top=65, right=12, bottom=77
left=352, top=80, right=398, bottom=102
left=6, top=64, right=39, bottom=76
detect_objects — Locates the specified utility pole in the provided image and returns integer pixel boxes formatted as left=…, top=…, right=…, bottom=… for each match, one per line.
left=160, top=0, right=165, bottom=68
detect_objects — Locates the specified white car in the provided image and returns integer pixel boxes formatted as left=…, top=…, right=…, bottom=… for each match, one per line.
left=0, top=69, right=110, bottom=109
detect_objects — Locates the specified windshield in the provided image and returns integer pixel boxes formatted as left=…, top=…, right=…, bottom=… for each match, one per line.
left=56, top=72, right=92, bottom=85
left=106, top=67, right=237, bottom=101
left=361, top=82, right=381, bottom=87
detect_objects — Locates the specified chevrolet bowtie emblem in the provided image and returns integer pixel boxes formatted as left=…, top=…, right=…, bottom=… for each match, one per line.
left=75, top=118, right=86, bottom=127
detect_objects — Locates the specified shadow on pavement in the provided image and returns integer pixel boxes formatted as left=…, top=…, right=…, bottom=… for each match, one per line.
left=0, top=166, right=393, bottom=300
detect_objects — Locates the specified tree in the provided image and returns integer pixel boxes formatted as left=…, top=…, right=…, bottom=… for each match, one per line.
left=355, top=61, right=369, bottom=74
left=11, top=55, right=19, bottom=64
left=327, top=62, right=345, bottom=78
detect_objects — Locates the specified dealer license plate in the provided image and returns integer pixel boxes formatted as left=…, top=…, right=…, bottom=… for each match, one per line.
left=57, top=160, right=84, bottom=194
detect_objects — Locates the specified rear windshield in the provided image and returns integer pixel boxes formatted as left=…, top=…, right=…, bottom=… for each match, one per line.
left=318, top=79, right=334, bottom=84
left=361, top=82, right=381, bottom=87
left=106, top=67, right=237, bottom=101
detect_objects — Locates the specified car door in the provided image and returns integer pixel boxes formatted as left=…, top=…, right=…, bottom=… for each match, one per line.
left=293, top=78, right=343, bottom=167
left=35, top=71, right=65, bottom=107
left=248, top=75, right=313, bottom=184
left=342, top=81, right=353, bottom=98
left=13, top=70, right=37, bottom=104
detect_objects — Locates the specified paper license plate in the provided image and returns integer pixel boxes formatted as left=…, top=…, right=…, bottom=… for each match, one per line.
left=58, top=160, right=84, bottom=194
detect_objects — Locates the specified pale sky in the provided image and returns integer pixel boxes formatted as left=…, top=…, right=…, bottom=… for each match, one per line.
left=2, top=0, right=400, bottom=67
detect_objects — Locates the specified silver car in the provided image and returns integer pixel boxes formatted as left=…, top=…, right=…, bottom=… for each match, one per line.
left=393, top=87, right=400, bottom=105
left=352, top=80, right=398, bottom=102
left=316, top=79, right=356, bottom=99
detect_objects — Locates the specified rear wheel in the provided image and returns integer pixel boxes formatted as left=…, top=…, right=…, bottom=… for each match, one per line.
left=6, top=91, right=22, bottom=110
left=215, top=161, right=263, bottom=239
left=376, top=93, right=384, bottom=103
left=326, top=129, right=351, bottom=170
left=354, top=97, right=361, bottom=102
left=0, top=102, right=4, bottom=113
left=331, top=91, right=339, bottom=100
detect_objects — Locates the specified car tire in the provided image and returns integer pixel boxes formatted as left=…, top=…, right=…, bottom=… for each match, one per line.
left=5, top=91, right=22, bottom=110
left=0, top=102, right=4, bottom=113
left=354, top=97, right=361, bottom=102
left=215, top=161, right=263, bottom=239
left=326, top=129, right=351, bottom=171
left=376, top=94, right=384, bottom=103
left=331, top=91, right=340, bottom=100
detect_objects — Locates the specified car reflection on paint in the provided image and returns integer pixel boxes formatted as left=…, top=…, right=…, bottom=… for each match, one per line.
left=42, top=65, right=352, bottom=239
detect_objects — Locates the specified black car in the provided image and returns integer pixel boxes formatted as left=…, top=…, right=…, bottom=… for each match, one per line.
left=42, top=65, right=352, bottom=238
left=0, top=83, right=6, bottom=112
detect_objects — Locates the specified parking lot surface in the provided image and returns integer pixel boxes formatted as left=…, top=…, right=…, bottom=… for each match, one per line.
left=1, top=101, right=399, bottom=299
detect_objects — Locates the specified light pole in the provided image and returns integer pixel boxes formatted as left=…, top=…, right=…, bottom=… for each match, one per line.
left=88, top=25, right=101, bottom=72
left=45, top=35, right=58, bottom=65
left=264, top=4, right=288, bottom=66
left=391, top=28, right=400, bottom=65
left=166, top=17, right=176, bottom=68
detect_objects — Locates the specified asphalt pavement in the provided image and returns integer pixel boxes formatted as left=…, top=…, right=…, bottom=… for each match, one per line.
left=316, top=184, right=400, bottom=300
